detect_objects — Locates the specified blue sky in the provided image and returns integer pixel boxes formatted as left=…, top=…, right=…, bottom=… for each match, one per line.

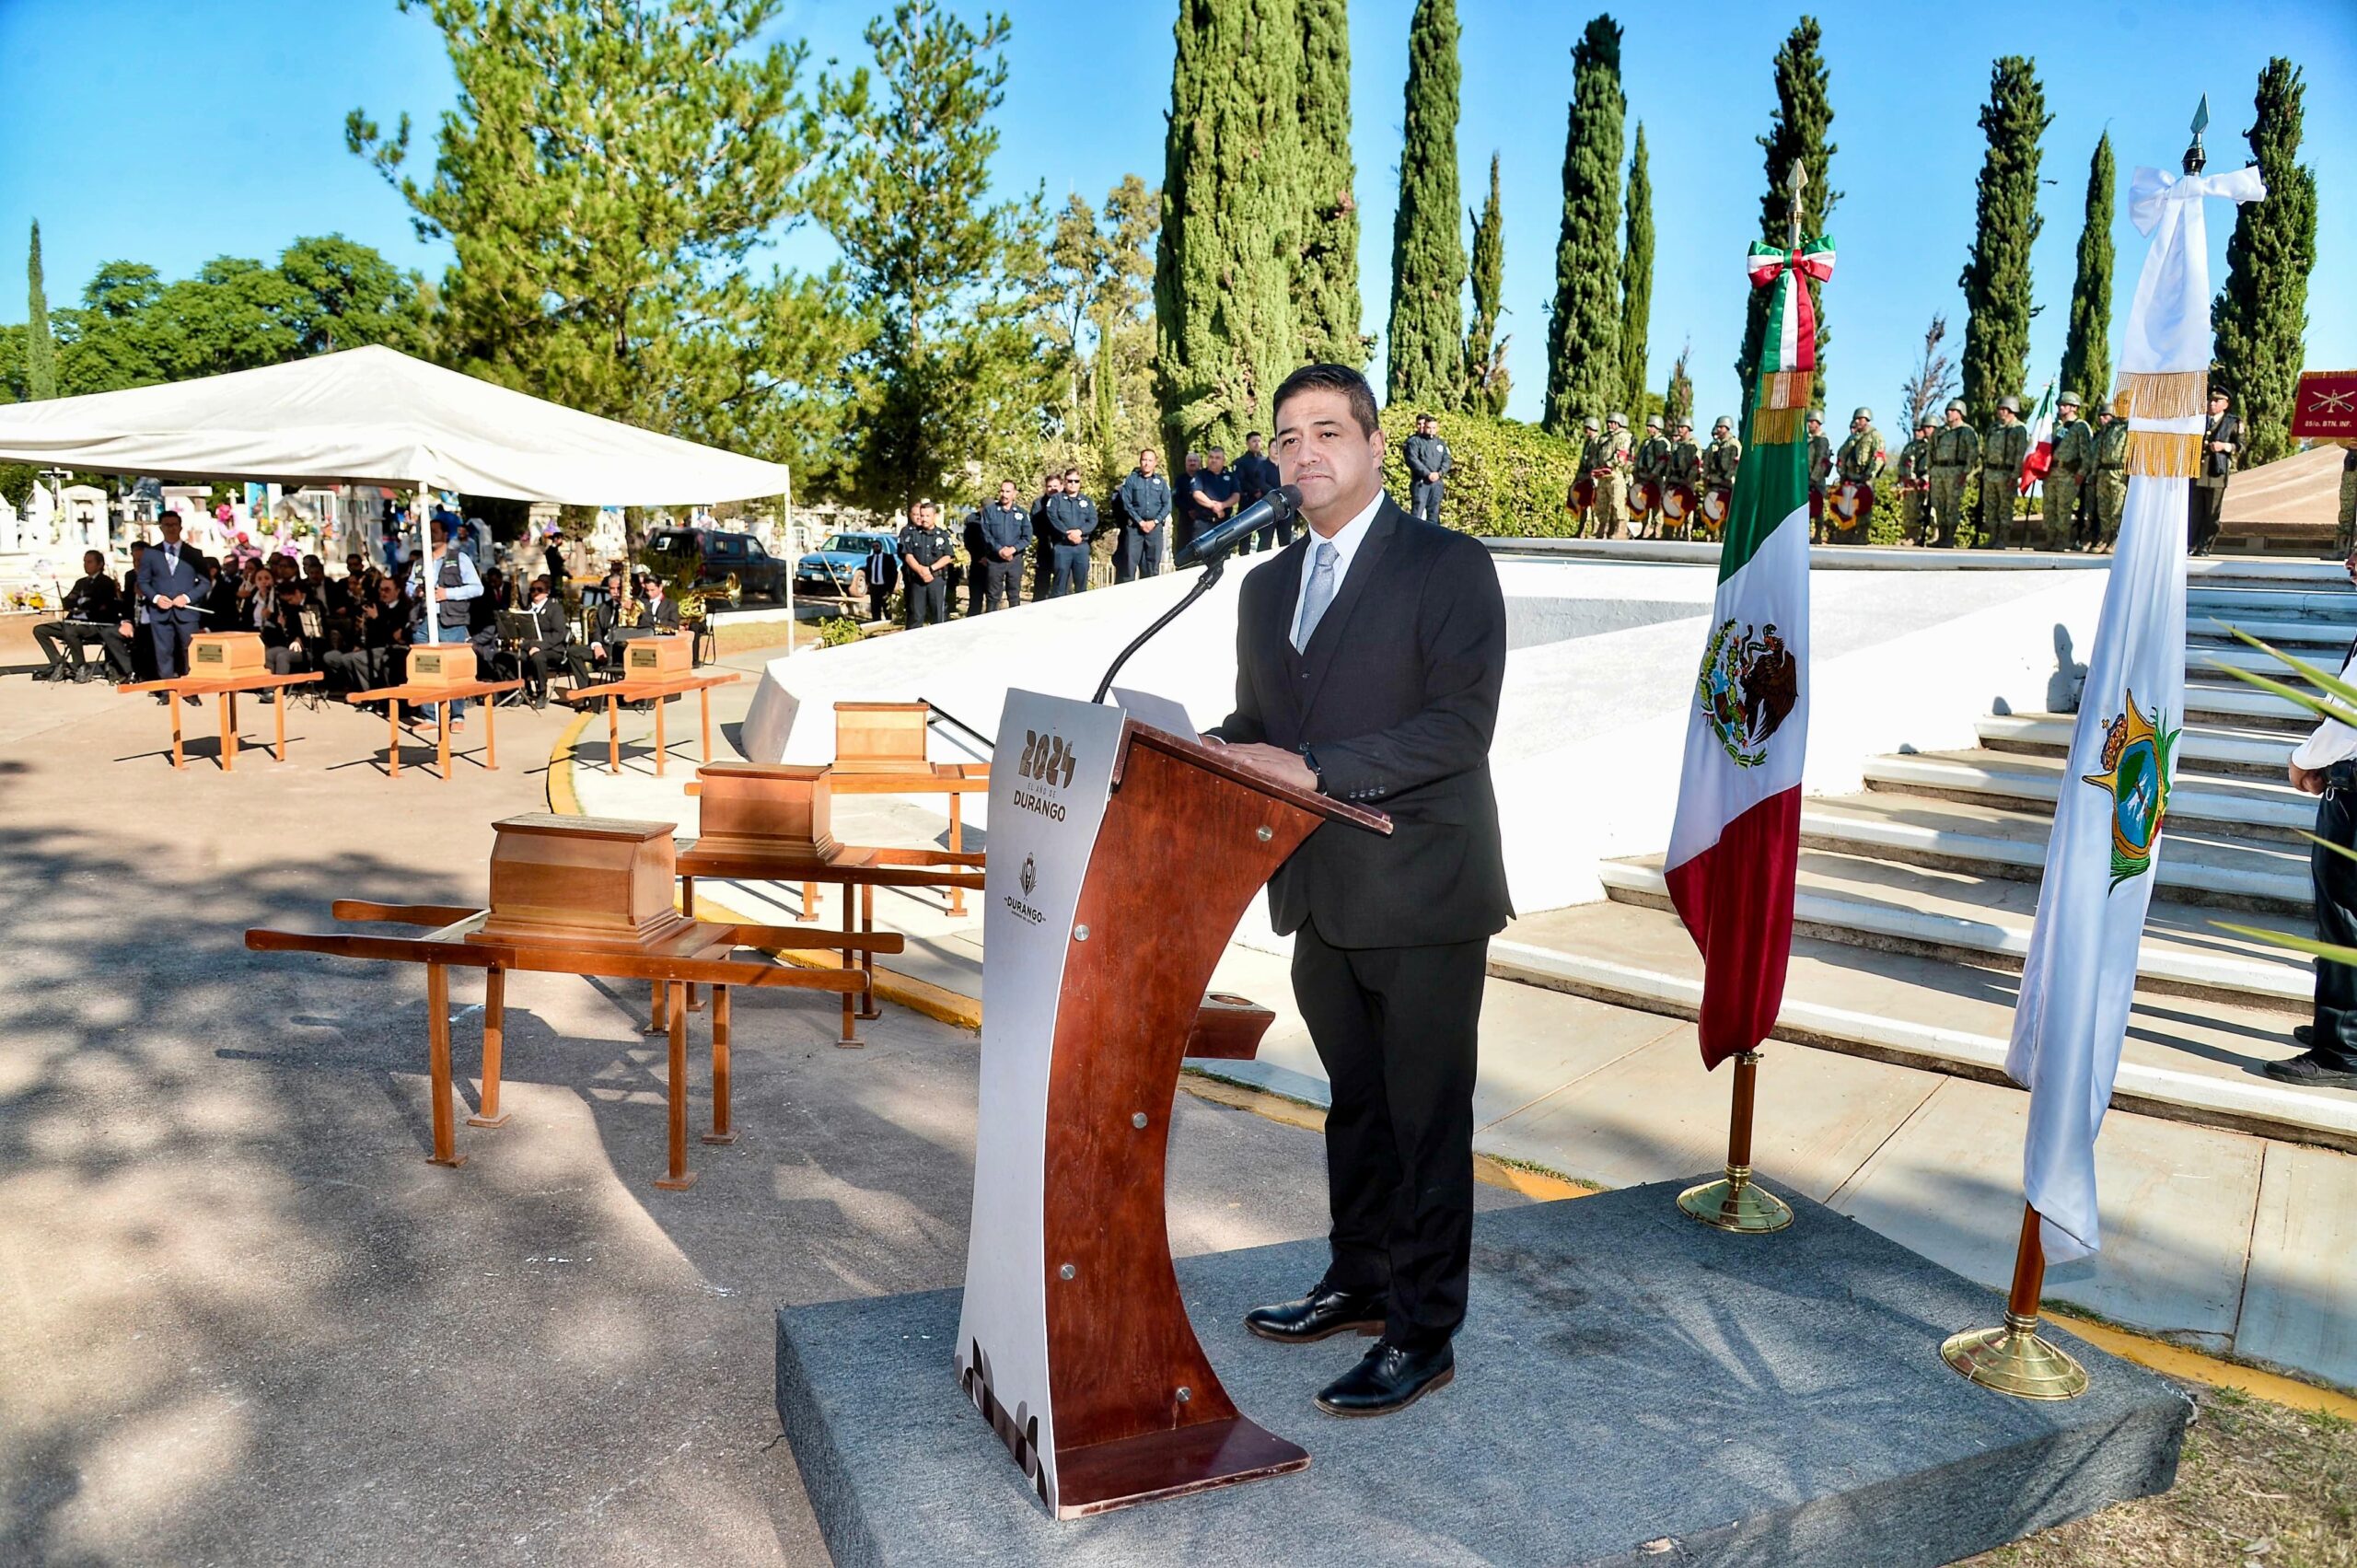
left=3, top=0, right=2350, bottom=434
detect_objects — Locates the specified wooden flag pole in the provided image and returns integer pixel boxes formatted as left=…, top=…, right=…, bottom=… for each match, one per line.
left=1940, top=1202, right=2090, bottom=1400
left=1677, top=1050, right=1795, bottom=1233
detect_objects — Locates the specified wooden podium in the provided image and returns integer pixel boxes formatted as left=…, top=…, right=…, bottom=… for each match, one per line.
left=956, top=691, right=1387, bottom=1518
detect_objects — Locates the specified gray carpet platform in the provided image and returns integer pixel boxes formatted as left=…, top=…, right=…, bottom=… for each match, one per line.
left=774, top=1179, right=2188, bottom=1567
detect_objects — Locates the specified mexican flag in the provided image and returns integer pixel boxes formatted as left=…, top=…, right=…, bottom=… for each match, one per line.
left=2018, top=378, right=2058, bottom=494
left=1664, top=237, right=1830, bottom=1069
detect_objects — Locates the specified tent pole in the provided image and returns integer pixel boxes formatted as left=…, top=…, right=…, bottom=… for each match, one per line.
left=783, top=476, right=795, bottom=657
left=418, top=482, right=435, bottom=656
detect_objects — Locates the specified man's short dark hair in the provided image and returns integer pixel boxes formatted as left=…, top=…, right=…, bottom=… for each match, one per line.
left=1246, top=431, right=1262, bottom=442
left=1273, top=363, right=1382, bottom=437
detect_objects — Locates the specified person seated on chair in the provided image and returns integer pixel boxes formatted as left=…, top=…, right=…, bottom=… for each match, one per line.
left=33, top=550, right=132, bottom=682
left=517, top=575, right=591, bottom=707
left=640, top=575, right=682, bottom=633
left=595, top=574, right=647, bottom=667
left=329, top=575, right=410, bottom=703
left=258, top=580, right=327, bottom=702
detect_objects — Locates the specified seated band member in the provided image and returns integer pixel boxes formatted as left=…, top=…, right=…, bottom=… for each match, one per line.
left=327, top=576, right=411, bottom=701
left=259, top=580, right=327, bottom=701
left=517, top=575, right=591, bottom=705
left=33, top=550, right=133, bottom=682
left=1206, top=363, right=1509, bottom=1419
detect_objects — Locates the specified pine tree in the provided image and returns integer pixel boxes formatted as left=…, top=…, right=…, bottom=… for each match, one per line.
left=26, top=221, right=56, bottom=401
left=2213, top=58, right=2320, bottom=468
left=1295, top=0, right=1362, bottom=366
left=1542, top=15, right=1624, bottom=434
left=2059, top=133, right=2115, bottom=410
left=1736, top=19, right=1837, bottom=404
left=1385, top=0, right=1465, bottom=409
left=1463, top=153, right=1509, bottom=415
left=1619, top=122, right=1653, bottom=422
left=1957, top=56, right=2049, bottom=425
left=1665, top=343, right=1693, bottom=428
left=1155, top=0, right=1304, bottom=456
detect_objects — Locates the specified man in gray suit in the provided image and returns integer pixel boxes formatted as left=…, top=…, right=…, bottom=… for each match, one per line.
left=134, top=513, right=206, bottom=677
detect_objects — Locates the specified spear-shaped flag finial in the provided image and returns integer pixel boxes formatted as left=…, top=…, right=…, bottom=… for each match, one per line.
left=2185, top=95, right=2210, bottom=175
left=1785, top=159, right=1807, bottom=250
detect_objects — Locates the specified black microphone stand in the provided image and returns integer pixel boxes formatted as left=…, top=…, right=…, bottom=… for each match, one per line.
left=1091, top=552, right=1228, bottom=705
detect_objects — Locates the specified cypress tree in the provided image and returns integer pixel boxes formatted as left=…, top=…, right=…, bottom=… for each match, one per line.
left=1542, top=15, right=1624, bottom=435
left=2213, top=58, right=2319, bottom=468
left=1295, top=0, right=1362, bottom=367
left=2059, top=133, right=2115, bottom=410
left=1736, top=19, right=1837, bottom=403
left=26, top=220, right=56, bottom=401
left=1619, top=122, right=1653, bottom=421
left=1155, top=0, right=1304, bottom=455
left=1463, top=152, right=1508, bottom=415
left=1665, top=342, right=1694, bottom=428
left=1384, top=0, right=1465, bottom=409
left=1957, top=56, right=2048, bottom=426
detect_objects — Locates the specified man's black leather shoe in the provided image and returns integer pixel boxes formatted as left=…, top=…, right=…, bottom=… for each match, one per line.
left=2265, top=1050, right=2357, bottom=1090
left=1314, top=1339, right=1454, bottom=1417
left=1243, top=1283, right=1384, bottom=1344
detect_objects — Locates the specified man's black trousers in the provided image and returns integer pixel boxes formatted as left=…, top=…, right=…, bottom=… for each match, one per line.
left=2310, top=778, right=2357, bottom=1069
left=1116, top=527, right=1164, bottom=583
left=2189, top=484, right=2226, bottom=554
left=1411, top=481, right=1446, bottom=523
left=902, top=575, right=947, bottom=629
left=1291, top=920, right=1485, bottom=1353
left=981, top=559, right=1019, bottom=611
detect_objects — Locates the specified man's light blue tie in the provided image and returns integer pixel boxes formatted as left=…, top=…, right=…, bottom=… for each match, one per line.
left=1294, top=540, right=1338, bottom=653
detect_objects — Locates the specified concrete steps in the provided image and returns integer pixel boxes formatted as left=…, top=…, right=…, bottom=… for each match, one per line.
left=1978, top=712, right=2295, bottom=777
left=1864, top=748, right=2315, bottom=841
left=1492, top=900, right=2356, bottom=1155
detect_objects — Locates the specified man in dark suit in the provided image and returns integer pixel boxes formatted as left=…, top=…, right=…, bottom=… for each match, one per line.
left=134, top=513, right=206, bottom=677
left=1206, top=362, right=1510, bottom=1418
left=2189, top=385, right=2243, bottom=556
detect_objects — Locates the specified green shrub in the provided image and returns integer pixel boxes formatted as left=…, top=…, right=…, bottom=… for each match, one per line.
left=1378, top=408, right=1586, bottom=538
left=818, top=615, right=865, bottom=647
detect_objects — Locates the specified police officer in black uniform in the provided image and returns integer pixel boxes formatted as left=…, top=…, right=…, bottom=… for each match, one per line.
left=977, top=480, right=1030, bottom=612
left=1115, top=447, right=1173, bottom=582
left=1400, top=412, right=1453, bottom=524
left=1235, top=431, right=1284, bottom=552
left=897, top=500, right=955, bottom=630
left=1043, top=467, right=1097, bottom=598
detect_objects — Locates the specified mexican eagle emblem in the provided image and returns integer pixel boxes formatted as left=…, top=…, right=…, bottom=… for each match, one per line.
left=1696, top=617, right=1800, bottom=767
left=2081, top=690, right=2177, bottom=889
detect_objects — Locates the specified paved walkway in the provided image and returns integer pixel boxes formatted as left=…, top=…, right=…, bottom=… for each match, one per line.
left=570, top=672, right=2357, bottom=1394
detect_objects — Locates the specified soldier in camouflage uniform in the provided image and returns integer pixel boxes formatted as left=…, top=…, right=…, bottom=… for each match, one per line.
left=1980, top=395, right=2032, bottom=549
left=2091, top=403, right=2130, bottom=552
left=1631, top=413, right=1672, bottom=539
left=1898, top=416, right=1935, bottom=543
left=1833, top=405, right=1887, bottom=544
left=1928, top=398, right=1980, bottom=549
left=2044, top=391, right=2093, bottom=551
left=1598, top=412, right=1635, bottom=540
left=1805, top=410, right=1835, bottom=542
left=1573, top=414, right=1604, bottom=536
left=1666, top=416, right=1703, bottom=539
left=1701, top=415, right=1742, bottom=539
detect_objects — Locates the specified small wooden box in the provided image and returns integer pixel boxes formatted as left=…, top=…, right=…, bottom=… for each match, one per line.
left=833, top=701, right=931, bottom=772
left=478, top=814, right=695, bottom=954
left=694, top=763, right=840, bottom=862
left=191, top=632, right=265, bottom=674
left=624, top=634, right=692, bottom=677
left=409, top=644, right=477, bottom=686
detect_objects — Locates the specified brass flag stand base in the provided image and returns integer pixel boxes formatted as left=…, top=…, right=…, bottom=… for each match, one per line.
left=1676, top=1051, right=1795, bottom=1234
left=1942, top=1203, right=2089, bottom=1400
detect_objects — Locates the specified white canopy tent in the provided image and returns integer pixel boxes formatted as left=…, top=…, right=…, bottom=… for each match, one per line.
left=0, top=343, right=795, bottom=641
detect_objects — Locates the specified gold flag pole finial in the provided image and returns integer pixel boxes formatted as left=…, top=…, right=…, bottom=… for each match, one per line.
left=1785, top=159, right=1806, bottom=250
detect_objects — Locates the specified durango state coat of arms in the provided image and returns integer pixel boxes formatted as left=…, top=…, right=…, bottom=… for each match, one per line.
left=2081, top=689, right=2178, bottom=889
left=1696, top=618, right=1801, bottom=767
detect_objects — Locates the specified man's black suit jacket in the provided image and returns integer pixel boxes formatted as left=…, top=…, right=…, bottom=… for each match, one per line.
left=1209, top=497, right=1511, bottom=950
left=2197, top=412, right=2243, bottom=488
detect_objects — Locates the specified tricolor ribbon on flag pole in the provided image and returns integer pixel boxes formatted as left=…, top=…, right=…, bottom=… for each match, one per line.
left=1744, top=238, right=1836, bottom=445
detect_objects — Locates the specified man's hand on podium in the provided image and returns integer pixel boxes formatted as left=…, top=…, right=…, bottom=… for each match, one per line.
left=1216, top=741, right=1318, bottom=795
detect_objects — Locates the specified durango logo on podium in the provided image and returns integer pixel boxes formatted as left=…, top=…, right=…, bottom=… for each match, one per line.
left=1017, top=730, right=1077, bottom=788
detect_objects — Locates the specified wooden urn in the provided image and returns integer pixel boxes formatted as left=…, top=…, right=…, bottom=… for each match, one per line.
left=624, top=634, right=693, bottom=677
left=190, top=632, right=265, bottom=674
left=408, top=644, right=478, bottom=686
left=477, top=814, right=695, bottom=953
left=832, top=701, right=931, bottom=772
left=692, top=763, right=841, bottom=862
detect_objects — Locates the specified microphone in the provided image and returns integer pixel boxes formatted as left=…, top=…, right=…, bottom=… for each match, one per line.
left=1175, top=484, right=1303, bottom=569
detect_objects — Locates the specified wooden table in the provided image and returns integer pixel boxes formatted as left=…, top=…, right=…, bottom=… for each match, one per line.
left=676, top=842, right=984, bottom=1045
left=122, top=670, right=326, bottom=770
left=566, top=670, right=741, bottom=778
left=822, top=763, right=990, bottom=917
left=346, top=678, right=527, bottom=779
left=246, top=900, right=907, bottom=1188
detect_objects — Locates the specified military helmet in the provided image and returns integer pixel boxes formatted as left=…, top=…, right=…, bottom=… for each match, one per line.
left=1917, top=414, right=1935, bottom=430
left=1583, top=415, right=1601, bottom=432
left=1645, top=412, right=1664, bottom=429
left=1997, top=395, right=2021, bottom=413
left=2057, top=390, right=2082, bottom=410
left=1945, top=398, right=1968, bottom=415
left=1806, top=409, right=1824, bottom=424
left=1608, top=412, right=1628, bottom=428
left=1712, top=415, right=1733, bottom=433
left=1852, top=406, right=1873, bottom=423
